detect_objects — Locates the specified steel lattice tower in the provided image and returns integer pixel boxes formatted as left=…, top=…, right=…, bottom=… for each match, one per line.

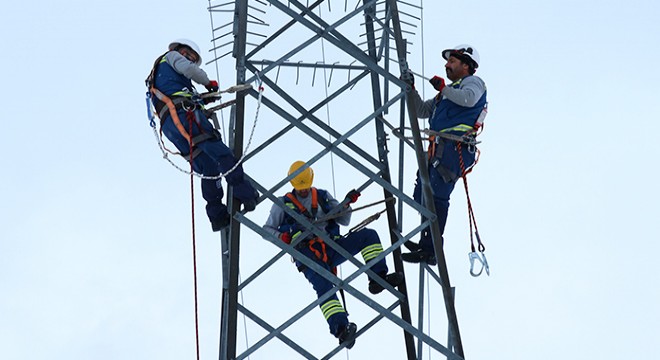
left=207, top=1, right=465, bottom=359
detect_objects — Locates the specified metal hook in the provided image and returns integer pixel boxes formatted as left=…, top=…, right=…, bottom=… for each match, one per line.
left=296, top=61, right=302, bottom=85
left=328, top=62, right=339, bottom=87
left=182, top=101, right=196, bottom=112
left=348, top=60, right=358, bottom=90
left=145, top=92, right=156, bottom=127
left=255, top=71, right=264, bottom=90
left=469, top=251, right=490, bottom=277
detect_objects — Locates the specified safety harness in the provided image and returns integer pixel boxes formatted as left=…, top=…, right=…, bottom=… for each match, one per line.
left=145, top=53, right=220, bottom=160
left=285, top=189, right=319, bottom=224
left=426, top=129, right=480, bottom=183
left=284, top=189, right=349, bottom=312
left=284, top=188, right=337, bottom=273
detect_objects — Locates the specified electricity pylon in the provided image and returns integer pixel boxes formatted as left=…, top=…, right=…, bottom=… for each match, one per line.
left=208, top=1, right=464, bottom=359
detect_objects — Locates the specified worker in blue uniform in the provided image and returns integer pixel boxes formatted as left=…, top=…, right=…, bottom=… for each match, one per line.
left=146, top=39, right=259, bottom=231
left=263, top=161, right=404, bottom=349
left=402, top=44, right=488, bottom=265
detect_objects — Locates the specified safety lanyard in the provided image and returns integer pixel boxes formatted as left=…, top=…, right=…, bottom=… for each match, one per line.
left=457, top=142, right=489, bottom=277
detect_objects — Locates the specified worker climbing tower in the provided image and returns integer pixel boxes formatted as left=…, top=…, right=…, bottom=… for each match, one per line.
left=206, top=1, right=467, bottom=359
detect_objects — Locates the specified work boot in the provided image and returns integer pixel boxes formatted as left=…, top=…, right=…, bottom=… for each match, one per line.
left=403, top=240, right=421, bottom=252
left=242, top=198, right=257, bottom=212
left=211, top=214, right=231, bottom=232
left=369, top=272, right=404, bottom=294
left=241, top=190, right=259, bottom=212
left=401, top=249, right=437, bottom=265
left=337, top=322, right=357, bottom=349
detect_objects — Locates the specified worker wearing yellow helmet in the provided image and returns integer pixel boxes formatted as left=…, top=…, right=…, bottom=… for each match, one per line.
left=263, top=161, right=404, bottom=349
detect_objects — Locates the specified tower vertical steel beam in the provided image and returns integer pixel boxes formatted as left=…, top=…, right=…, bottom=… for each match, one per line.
left=385, top=0, right=465, bottom=357
left=219, top=1, right=248, bottom=359
left=361, top=1, right=416, bottom=359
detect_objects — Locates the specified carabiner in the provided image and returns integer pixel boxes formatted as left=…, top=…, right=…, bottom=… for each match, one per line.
left=145, top=92, right=155, bottom=125
left=468, top=251, right=490, bottom=277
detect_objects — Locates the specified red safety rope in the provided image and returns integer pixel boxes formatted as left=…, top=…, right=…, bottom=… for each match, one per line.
left=457, top=142, right=485, bottom=253
left=187, top=110, right=201, bottom=360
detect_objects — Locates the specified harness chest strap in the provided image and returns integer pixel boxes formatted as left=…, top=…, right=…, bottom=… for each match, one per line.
left=285, top=188, right=319, bottom=219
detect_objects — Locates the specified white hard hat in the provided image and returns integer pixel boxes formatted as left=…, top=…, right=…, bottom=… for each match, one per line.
left=168, top=39, right=202, bottom=65
left=442, top=44, right=480, bottom=69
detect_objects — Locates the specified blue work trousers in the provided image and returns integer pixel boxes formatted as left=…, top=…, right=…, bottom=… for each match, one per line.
left=295, top=228, right=387, bottom=337
left=413, top=141, right=475, bottom=252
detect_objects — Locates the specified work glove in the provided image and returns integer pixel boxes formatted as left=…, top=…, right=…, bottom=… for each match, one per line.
left=205, top=80, right=219, bottom=93
left=203, top=95, right=220, bottom=104
left=429, top=76, right=445, bottom=92
left=345, top=189, right=361, bottom=205
left=400, top=70, right=414, bottom=90
left=280, top=231, right=292, bottom=245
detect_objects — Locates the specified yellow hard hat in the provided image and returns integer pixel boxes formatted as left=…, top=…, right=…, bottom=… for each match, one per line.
left=288, top=161, right=314, bottom=190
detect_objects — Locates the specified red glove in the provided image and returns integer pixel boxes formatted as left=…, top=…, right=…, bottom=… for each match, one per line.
left=280, top=232, right=292, bottom=244
left=345, top=189, right=361, bottom=204
left=206, top=80, right=219, bottom=92
left=429, top=76, right=445, bottom=92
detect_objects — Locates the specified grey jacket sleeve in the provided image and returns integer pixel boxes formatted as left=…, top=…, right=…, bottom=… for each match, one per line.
left=263, top=203, right=286, bottom=240
left=407, top=88, right=436, bottom=119
left=441, top=76, right=486, bottom=107
left=164, top=51, right=211, bottom=86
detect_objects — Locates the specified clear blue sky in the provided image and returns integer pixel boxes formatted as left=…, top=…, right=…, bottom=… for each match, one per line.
left=2, top=1, right=659, bottom=359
